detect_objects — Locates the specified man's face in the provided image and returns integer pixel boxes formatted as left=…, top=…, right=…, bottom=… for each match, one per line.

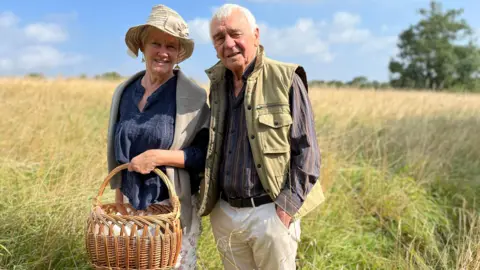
left=210, top=9, right=259, bottom=74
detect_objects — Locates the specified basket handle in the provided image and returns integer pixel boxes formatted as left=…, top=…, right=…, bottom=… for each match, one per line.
left=93, top=163, right=180, bottom=219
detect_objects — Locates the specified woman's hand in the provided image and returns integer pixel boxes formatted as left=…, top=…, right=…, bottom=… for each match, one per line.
left=128, top=149, right=186, bottom=174
left=128, top=150, right=159, bottom=174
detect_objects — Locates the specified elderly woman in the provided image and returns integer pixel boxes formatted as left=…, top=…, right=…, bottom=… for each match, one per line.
left=106, top=5, right=209, bottom=269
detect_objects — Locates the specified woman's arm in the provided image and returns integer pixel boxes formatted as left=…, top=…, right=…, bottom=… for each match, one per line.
left=182, top=128, right=209, bottom=171
left=127, top=128, right=209, bottom=173
left=128, top=149, right=185, bottom=173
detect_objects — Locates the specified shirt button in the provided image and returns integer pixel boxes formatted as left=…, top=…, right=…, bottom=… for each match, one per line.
left=250, top=135, right=255, bottom=139
left=257, top=164, right=262, bottom=168
left=274, top=121, right=279, bottom=126
left=247, top=105, right=252, bottom=110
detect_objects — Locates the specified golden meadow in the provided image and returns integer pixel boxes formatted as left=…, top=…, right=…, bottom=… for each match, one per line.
left=0, top=77, right=479, bottom=269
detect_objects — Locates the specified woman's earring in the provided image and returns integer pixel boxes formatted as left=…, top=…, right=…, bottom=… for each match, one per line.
left=175, top=64, right=180, bottom=70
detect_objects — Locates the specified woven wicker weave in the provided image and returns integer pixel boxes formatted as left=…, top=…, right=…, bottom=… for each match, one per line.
left=85, top=164, right=182, bottom=270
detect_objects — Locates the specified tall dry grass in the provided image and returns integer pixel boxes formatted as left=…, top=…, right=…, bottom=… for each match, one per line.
left=0, top=78, right=479, bottom=269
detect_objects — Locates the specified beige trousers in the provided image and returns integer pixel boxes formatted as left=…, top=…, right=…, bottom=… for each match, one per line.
left=210, top=199, right=301, bottom=270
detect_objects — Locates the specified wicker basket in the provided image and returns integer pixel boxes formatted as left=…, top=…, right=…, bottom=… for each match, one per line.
left=85, top=164, right=182, bottom=270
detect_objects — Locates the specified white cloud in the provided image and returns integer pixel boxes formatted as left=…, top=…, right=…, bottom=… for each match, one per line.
left=258, top=12, right=394, bottom=61
left=0, top=11, right=82, bottom=73
left=24, top=23, right=68, bottom=43
left=0, top=11, right=19, bottom=28
left=329, top=28, right=371, bottom=44
left=188, top=18, right=211, bottom=44
left=325, top=11, right=396, bottom=54
left=259, top=18, right=334, bottom=62
left=18, top=46, right=83, bottom=70
left=332, top=12, right=361, bottom=29
left=329, top=11, right=371, bottom=44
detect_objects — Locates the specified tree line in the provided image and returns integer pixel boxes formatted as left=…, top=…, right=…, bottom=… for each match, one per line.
left=309, top=77, right=391, bottom=89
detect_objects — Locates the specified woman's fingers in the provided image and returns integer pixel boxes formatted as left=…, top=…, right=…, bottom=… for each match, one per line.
left=128, top=161, right=153, bottom=174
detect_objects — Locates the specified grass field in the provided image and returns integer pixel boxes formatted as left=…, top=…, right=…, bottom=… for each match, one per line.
left=0, top=77, right=479, bottom=269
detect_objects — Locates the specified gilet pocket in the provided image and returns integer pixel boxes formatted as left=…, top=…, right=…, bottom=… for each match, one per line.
left=257, top=113, right=292, bottom=154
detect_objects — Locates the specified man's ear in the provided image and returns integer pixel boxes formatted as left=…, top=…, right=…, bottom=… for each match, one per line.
left=254, top=27, right=260, bottom=47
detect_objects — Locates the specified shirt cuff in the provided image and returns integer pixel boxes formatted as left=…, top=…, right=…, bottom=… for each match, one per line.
left=183, top=147, right=202, bottom=171
left=275, top=189, right=303, bottom=217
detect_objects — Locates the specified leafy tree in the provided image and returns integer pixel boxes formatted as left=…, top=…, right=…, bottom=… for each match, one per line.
left=348, top=76, right=369, bottom=87
left=389, top=1, right=480, bottom=91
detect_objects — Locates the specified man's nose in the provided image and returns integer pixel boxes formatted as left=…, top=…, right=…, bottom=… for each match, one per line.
left=224, top=35, right=235, bottom=48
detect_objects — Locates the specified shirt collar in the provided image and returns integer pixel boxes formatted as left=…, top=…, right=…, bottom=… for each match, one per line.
left=225, top=57, right=257, bottom=81
left=242, top=57, right=256, bottom=81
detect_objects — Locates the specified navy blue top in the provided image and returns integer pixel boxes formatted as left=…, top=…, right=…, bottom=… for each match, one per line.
left=115, top=73, right=207, bottom=210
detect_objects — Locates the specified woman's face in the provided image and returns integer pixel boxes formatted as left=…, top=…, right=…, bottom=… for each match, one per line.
left=142, top=27, right=180, bottom=76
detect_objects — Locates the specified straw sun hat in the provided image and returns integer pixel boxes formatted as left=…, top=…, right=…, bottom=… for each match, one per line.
left=125, top=4, right=194, bottom=63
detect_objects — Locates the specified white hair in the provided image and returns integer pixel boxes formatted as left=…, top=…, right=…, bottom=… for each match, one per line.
left=210, top=4, right=258, bottom=39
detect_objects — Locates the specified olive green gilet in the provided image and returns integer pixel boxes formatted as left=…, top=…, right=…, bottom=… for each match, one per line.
left=198, top=46, right=325, bottom=220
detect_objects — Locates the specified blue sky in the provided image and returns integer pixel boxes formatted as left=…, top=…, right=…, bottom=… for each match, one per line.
left=1, top=0, right=479, bottom=83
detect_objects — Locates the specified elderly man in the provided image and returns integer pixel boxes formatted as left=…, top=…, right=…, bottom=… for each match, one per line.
left=197, top=3, right=325, bottom=269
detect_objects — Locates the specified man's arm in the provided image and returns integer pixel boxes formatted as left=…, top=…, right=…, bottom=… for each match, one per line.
left=275, top=72, right=321, bottom=218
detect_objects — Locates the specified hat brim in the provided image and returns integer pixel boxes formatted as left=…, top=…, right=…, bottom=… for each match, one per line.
left=125, top=23, right=194, bottom=63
